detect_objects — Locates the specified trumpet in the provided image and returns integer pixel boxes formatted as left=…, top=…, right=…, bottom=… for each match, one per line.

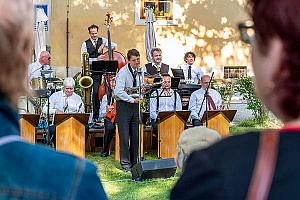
left=125, top=82, right=163, bottom=95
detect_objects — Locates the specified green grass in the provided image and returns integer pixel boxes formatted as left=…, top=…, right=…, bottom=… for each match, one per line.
left=86, top=152, right=178, bottom=200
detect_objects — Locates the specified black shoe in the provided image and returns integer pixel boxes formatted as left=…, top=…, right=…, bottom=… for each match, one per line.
left=121, top=166, right=131, bottom=172
left=100, top=151, right=109, bottom=157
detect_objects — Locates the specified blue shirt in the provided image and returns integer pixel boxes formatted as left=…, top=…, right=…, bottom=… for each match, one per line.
left=114, top=64, right=144, bottom=103
left=150, top=89, right=182, bottom=120
left=178, top=63, right=204, bottom=84
left=188, top=88, right=222, bottom=120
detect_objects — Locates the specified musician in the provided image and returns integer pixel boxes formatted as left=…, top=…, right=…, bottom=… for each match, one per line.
left=42, top=77, right=85, bottom=145
left=80, top=24, right=117, bottom=122
left=178, top=51, right=204, bottom=84
left=188, top=75, right=222, bottom=126
left=28, top=51, right=53, bottom=82
left=100, top=78, right=116, bottom=157
left=149, top=74, right=182, bottom=130
left=144, top=47, right=173, bottom=76
left=114, top=49, right=144, bottom=172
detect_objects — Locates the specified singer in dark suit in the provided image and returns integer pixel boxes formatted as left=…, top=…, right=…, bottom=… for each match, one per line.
left=42, top=77, right=86, bottom=146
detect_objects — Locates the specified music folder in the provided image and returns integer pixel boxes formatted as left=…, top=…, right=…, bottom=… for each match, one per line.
left=171, top=68, right=185, bottom=79
left=91, top=60, right=118, bottom=75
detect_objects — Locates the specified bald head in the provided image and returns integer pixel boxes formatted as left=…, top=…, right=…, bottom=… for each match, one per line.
left=39, top=51, right=51, bottom=65
left=200, top=75, right=210, bottom=89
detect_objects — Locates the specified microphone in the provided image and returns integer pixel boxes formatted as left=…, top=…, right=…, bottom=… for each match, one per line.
left=77, top=103, right=83, bottom=112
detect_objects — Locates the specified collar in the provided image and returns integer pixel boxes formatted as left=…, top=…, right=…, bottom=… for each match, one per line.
left=152, top=62, right=161, bottom=68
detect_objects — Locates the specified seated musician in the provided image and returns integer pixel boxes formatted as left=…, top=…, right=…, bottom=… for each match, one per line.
left=99, top=78, right=116, bottom=157
left=149, top=74, right=182, bottom=131
left=178, top=51, right=204, bottom=84
left=188, top=75, right=222, bottom=126
left=28, top=51, right=53, bottom=82
left=42, top=77, right=85, bottom=145
left=144, top=47, right=173, bottom=77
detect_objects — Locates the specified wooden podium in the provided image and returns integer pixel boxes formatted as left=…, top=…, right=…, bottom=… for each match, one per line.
left=201, top=110, right=237, bottom=137
left=19, top=114, right=40, bottom=143
left=158, top=111, right=190, bottom=158
left=54, top=113, right=89, bottom=158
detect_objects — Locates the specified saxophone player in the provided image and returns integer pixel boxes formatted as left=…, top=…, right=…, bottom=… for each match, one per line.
left=114, top=49, right=144, bottom=172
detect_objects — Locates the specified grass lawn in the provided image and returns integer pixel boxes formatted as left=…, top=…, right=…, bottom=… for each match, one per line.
left=86, top=152, right=178, bottom=200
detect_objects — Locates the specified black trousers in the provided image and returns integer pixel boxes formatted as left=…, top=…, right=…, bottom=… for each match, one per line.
left=92, top=74, right=102, bottom=120
left=116, top=100, right=139, bottom=169
left=102, top=118, right=116, bottom=153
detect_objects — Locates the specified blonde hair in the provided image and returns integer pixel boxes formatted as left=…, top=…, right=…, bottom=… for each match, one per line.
left=0, top=0, right=33, bottom=105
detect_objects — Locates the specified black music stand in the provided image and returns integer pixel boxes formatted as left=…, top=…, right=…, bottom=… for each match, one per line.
left=91, top=60, right=118, bottom=75
left=171, top=77, right=180, bottom=89
left=171, top=68, right=185, bottom=79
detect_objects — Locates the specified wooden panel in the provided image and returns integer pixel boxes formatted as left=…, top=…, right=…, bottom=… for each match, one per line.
left=20, top=118, right=36, bottom=143
left=203, top=113, right=230, bottom=137
left=158, top=115, right=184, bottom=158
left=56, top=117, right=85, bottom=158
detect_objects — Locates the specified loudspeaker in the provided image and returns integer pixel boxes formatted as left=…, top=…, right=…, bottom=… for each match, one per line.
left=131, top=158, right=177, bottom=181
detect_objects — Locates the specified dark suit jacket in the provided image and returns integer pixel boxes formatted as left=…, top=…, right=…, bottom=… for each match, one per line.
left=171, top=130, right=300, bottom=200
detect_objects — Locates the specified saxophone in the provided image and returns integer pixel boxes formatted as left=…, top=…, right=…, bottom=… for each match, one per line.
left=125, top=82, right=163, bottom=95
left=79, top=52, right=93, bottom=112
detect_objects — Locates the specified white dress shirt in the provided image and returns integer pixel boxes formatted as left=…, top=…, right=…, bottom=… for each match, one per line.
left=178, top=63, right=204, bottom=84
left=28, top=61, right=52, bottom=81
left=42, top=90, right=84, bottom=115
left=188, top=88, right=222, bottom=120
left=150, top=89, right=182, bottom=120
left=80, top=37, right=117, bottom=63
left=114, top=64, right=144, bottom=103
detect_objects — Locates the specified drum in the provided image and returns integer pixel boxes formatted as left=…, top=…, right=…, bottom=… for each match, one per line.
left=18, top=96, right=36, bottom=114
left=30, top=77, right=47, bottom=90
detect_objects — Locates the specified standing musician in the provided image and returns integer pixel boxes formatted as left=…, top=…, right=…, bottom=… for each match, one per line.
left=114, top=49, right=144, bottom=172
left=80, top=24, right=117, bottom=122
left=144, top=47, right=173, bottom=76
left=188, top=75, right=222, bottom=126
left=149, top=74, right=182, bottom=130
left=99, top=78, right=116, bottom=157
left=178, top=51, right=204, bottom=84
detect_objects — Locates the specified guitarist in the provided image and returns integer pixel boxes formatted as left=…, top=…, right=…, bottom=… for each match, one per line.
left=100, top=77, right=116, bottom=157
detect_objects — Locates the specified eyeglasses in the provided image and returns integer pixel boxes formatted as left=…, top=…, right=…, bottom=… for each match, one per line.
left=238, top=20, right=255, bottom=44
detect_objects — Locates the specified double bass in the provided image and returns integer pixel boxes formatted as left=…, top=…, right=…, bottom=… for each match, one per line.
left=98, top=12, right=127, bottom=123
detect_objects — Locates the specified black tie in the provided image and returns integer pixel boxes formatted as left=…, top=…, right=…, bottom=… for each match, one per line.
left=188, top=65, right=192, bottom=80
left=133, top=70, right=138, bottom=87
left=41, top=65, right=45, bottom=78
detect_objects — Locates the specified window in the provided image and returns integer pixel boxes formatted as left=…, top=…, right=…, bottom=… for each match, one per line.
left=135, top=0, right=178, bottom=25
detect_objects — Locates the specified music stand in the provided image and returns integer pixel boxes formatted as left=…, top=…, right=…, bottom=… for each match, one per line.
left=171, top=77, right=180, bottom=89
left=91, top=60, right=118, bottom=75
left=171, top=69, right=185, bottom=79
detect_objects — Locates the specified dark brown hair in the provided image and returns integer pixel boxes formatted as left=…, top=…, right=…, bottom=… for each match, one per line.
left=127, top=49, right=140, bottom=60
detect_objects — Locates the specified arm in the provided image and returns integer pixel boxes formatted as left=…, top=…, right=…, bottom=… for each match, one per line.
left=114, top=68, right=135, bottom=103
left=188, top=92, right=200, bottom=120
left=149, top=91, right=158, bottom=120
left=42, top=94, right=58, bottom=115
left=99, top=95, right=108, bottom=118
left=176, top=92, right=182, bottom=110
